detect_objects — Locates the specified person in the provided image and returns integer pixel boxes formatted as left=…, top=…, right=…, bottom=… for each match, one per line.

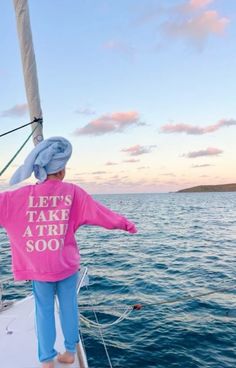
left=0, top=137, right=137, bottom=368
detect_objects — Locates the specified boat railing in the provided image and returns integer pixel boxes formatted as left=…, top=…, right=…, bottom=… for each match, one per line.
left=0, top=276, right=14, bottom=312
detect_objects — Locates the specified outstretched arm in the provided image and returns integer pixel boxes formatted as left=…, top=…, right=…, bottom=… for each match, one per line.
left=77, top=190, right=137, bottom=233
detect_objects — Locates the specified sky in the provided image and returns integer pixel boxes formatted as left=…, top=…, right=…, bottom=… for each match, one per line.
left=0, top=0, right=236, bottom=194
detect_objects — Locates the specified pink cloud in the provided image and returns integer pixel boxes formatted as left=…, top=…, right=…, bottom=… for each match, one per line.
left=184, top=147, right=223, bottom=158
left=1, top=104, right=28, bottom=118
left=136, top=0, right=213, bottom=26
left=74, top=111, right=141, bottom=136
left=188, top=0, right=214, bottom=10
left=121, top=144, right=156, bottom=156
left=163, top=10, right=229, bottom=48
left=136, top=0, right=229, bottom=50
left=161, top=119, right=236, bottom=135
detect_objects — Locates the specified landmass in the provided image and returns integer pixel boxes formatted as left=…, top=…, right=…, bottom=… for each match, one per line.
left=177, top=183, right=236, bottom=193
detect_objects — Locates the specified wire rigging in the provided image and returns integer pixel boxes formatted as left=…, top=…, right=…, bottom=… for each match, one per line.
left=0, top=117, right=42, bottom=138
left=0, top=117, right=43, bottom=177
left=0, top=125, right=38, bottom=177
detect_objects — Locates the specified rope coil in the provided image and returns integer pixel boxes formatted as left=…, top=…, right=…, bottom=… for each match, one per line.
left=80, top=306, right=133, bottom=329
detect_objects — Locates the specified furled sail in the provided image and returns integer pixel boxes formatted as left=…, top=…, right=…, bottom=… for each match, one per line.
left=13, top=0, right=43, bottom=145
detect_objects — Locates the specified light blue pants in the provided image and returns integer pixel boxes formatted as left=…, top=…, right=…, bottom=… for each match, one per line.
left=32, top=272, right=80, bottom=362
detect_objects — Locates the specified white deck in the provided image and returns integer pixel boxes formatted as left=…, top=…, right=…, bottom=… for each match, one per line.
left=0, top=268, right=90, bottom=368
left=0, top=295, right=83, bottom=368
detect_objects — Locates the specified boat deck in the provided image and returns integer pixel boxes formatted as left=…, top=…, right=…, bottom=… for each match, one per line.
left=0, top=293, right=86, bottom=367
left=0, top=296, right=82, bottom=368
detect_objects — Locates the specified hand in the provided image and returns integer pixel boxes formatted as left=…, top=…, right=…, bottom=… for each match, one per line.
left=126, top=222, right=137, bottom=234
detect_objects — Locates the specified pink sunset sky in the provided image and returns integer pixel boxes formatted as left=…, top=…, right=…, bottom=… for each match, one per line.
left=0, top=0, right=235, bottom=193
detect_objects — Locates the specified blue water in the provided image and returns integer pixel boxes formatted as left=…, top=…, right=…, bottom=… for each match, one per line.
left=1, top=192, right=236, bottom=367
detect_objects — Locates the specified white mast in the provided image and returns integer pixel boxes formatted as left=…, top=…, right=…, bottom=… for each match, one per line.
left=13, top=0, right=43, bottom=145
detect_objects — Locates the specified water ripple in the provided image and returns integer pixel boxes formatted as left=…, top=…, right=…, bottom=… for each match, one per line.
left=1, top=192, right=236, bottom=367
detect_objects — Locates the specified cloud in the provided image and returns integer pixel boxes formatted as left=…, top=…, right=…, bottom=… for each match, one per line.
left=135, top=4, right=165, bottom=25
left=74, top=111, right=142, bottom=136
left=191, top=163, right=213, bottom=168
left=136, top=0, right=229, bottom=50
left=91, top=171, right=106, bottom=175
left=184, top=147, right=223, bottom=158
left=161, top=0, right=230, bottom=50
left=105, top=161, right=118, bottom=166
left=1, top=104, right=28, bottom=118
left=138, top=166, right=150, bottom=170
left=161, top=173, right=176, bottom=177
left=121, top=144, right=156, bottom=156
left=161, top=119, right=236, bottom=135
left=108, top=175, right=120, bottom=180
left=123, top=159, right=140, bottom=163
left=74, top=107, right=96, bottom=116
left=188, top=0, right=214, bottom=10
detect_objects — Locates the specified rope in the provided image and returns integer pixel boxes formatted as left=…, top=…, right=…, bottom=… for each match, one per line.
left=80, top=306, right=133, bottom=329
left=79, top=283, right=235, bottom=329
left=85, top=286, right=114, bottom=368
left=79, top=304, right=140, bottom=312
left=0, top=117, right=42, bottom=138
left=0, top=125, right=37, bottom=177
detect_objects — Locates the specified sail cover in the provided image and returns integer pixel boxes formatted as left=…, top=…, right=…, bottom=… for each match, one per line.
left=13, top=0, right=43, bottom=145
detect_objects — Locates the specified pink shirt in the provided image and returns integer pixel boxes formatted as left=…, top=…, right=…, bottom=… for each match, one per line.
left=0, top=180, right=136, bottom=281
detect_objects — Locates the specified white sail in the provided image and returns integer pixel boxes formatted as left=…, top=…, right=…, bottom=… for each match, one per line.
left=13, top=0, right=43, bottom=145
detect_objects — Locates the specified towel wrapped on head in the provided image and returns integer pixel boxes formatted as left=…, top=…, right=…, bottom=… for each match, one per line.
left=10, top=137, right=72, bottom=185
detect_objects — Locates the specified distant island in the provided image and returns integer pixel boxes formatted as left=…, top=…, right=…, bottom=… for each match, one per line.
left=177, top=183, right=236, bottom=193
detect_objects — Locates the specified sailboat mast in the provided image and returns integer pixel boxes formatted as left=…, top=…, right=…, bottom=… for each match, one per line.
left=13, top=0, right=43, bottom=145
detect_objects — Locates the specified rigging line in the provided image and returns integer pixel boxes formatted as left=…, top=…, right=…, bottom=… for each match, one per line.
left=0, top=117, right=42, bottom=138
left=79, top=303, right=142, bottom=312
left=0, top=125, right=37, bottom=177
left=151, top=286, right=235, bottom=307
left=79, top=285, right=235, bottom=314
left=80, top=307, right=133, bottom=330
left=86, top=286, right=114, bottom=368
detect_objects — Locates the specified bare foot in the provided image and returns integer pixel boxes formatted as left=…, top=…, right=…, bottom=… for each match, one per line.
left=42, top=361, right=54, bottom=368
left=57, top=351, right=75, bottom=364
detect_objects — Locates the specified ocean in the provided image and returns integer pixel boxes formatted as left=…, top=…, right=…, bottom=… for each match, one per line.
left=1, top=192, right=236, bottom=368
